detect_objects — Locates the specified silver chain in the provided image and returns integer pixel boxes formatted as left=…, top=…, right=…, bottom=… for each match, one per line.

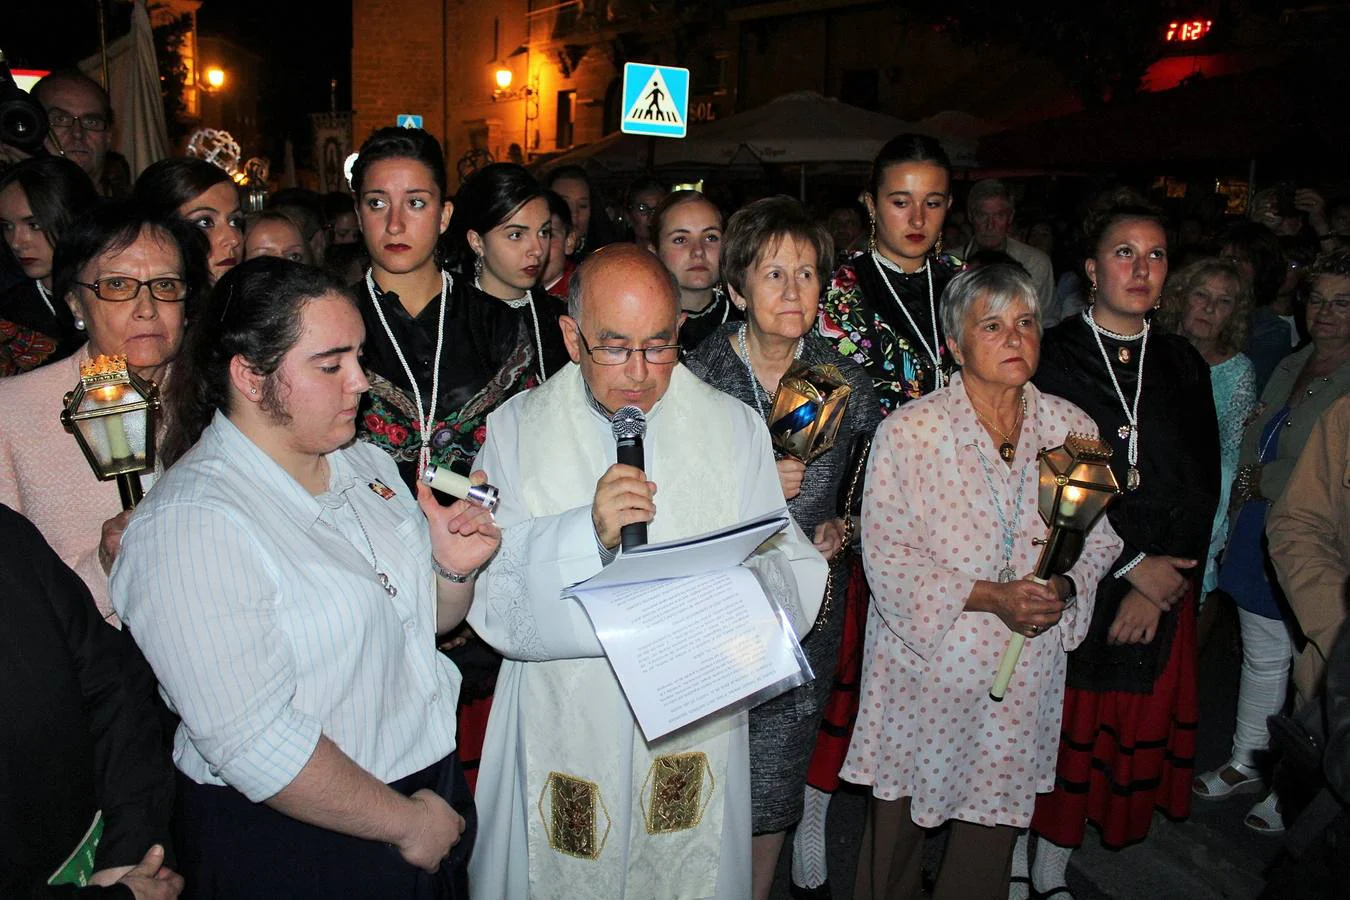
left=365, top=268, right=448, bottom=477
left=736, top=322, right=803, bottom=419
left=344, top=497, right=397, bottom=597
left=34, top=280, right=56, bottom=317
left=870, top=250, right=944, bottom=388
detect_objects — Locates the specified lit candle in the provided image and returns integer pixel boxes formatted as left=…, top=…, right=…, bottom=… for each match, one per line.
left=97, top=385, right=134, bottom=461
left=1059, top=485, right=1087, bottom=520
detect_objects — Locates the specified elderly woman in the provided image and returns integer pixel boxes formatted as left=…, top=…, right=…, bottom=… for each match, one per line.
left=113, top=258, right=498, bottom=897
left=1156, top=258, right=1257, bottom=598
left=1202, top=249, right=1350, bottom=834
left=0, top=200, right=208, bottom=621
left=684, top=196, right=882, bottom=900
left=845, top=264, right=1120, bottom=900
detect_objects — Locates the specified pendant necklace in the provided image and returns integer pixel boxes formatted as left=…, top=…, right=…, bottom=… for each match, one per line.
left=970, top=392, right=1027, bottom=462
left=477, top=274, right=547, bottom=383
left=346, top=496, right=398, bottom=597
left=736, top=323, right=802, bottom=419
left=871, top=250, right=944, bottom=389
left=1083, top=308, right=1147, bottom=490
left=34, top=280, right=56, bottom=317
left=366, top=268, right=448, bottom=477
left=975, top=449, right=1032, bottom=583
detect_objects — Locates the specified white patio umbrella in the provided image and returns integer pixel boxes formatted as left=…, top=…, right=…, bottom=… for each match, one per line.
left=682, top=91, right=978, bottom=197
left=80, top=0, right=169, bottom=179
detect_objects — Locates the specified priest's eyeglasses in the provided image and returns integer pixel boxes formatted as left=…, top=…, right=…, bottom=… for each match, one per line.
left=76, top=277, right=190, bottom=303
left=577, top=329, right=681, bottom=365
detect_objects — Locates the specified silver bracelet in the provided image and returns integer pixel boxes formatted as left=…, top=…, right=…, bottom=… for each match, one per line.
left=1113, top=552, right=1146, bottom=579
left=431, top=554, right=475, bottom=583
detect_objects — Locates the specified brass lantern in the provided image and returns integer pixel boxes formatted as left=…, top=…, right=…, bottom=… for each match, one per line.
left=767, top=362, right=853, bottom=464
left=990, top=433, right=1121, bottom=701
left=60, top=354, right=160, bottom=510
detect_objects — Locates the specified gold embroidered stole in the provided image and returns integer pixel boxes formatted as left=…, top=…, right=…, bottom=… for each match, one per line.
left=515, top=364, right=741, bottom=898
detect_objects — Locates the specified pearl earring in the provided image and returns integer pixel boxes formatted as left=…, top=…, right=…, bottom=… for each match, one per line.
left=74, top=317, right=86, bottom=331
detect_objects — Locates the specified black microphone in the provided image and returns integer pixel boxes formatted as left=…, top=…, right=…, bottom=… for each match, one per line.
left=611, top=405, right=648, bottom=551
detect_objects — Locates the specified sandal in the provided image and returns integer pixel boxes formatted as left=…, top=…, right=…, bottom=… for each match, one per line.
left=1244, top=791, right=1285, bottom=835
left=1192, top=760, right=1262, bottom=799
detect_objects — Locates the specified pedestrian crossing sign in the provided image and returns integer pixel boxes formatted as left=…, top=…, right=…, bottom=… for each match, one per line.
left=397, top=114, right=423, bottom=129
left=621, top=63, right=689, bottom=139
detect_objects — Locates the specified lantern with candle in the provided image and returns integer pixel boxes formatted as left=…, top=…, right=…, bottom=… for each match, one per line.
left=989, top=432, right=1121, bottom=701
left=60, top=354, right=160, bottom=510
left=767, top=361, right=853, bottom=464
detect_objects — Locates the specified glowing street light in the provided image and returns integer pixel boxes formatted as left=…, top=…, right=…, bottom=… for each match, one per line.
left=495, top=67, right=513, bottom=90
left=204, top=66, right=226, bottom=90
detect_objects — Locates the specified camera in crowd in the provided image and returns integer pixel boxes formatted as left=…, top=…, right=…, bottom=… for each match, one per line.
left=0, top=50, right=50, bottom=154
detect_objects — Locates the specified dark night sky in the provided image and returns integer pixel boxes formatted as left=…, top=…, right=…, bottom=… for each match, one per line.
left=4, top=0, right=352, bottom=160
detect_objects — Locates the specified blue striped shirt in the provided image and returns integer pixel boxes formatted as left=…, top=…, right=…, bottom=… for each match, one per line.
left=111, top=412, right=459, bottom=801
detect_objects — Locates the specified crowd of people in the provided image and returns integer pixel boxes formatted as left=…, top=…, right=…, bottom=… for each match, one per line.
left=3, top=67, right=1350, bottom=900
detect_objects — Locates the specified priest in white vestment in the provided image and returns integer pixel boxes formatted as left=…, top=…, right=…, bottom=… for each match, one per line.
left=467, top=244, right=828, bottom=899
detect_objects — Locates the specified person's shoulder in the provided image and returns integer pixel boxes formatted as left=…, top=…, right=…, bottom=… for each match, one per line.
left=1035, top=388, right=1099, bottom=436
left=0, top=352, right=79, bottom=408
left=877, top=387, right=948, bottom=438
left=684, top=322, right=738, bottom=368
left=1008, top=237, right=1052, bottom=268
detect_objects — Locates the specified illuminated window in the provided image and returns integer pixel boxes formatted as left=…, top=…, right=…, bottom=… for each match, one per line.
left=1165, top=19, right=1214, bottom=42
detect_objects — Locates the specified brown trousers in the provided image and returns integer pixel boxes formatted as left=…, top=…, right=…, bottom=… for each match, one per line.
left=852, top=795, right=1019, bottom=900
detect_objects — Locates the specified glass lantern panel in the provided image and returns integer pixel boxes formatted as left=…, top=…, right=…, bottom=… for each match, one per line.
left=75, top=406, right=149, bottom=470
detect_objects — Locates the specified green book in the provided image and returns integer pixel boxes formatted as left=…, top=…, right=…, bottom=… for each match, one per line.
left=48, top=811, right=103, bottom=887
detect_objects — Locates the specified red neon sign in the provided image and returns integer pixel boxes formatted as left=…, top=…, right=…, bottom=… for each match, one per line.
left=1166, top=19, right=1213, bottom=42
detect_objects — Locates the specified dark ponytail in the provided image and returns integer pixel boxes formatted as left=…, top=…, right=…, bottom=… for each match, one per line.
left=160, top=257, right=355, bottom=467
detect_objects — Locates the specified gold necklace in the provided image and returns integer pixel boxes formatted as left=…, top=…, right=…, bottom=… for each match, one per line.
left=971, top=393, right=1026, bottom=462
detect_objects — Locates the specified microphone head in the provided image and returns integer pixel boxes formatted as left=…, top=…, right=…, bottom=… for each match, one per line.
left=610, top=405, right=647, bottom=441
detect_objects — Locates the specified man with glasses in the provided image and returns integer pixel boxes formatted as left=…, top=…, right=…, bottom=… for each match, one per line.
left=467, top=243, right=826, bottom=899
left=34, top=70, right=116, bottom=195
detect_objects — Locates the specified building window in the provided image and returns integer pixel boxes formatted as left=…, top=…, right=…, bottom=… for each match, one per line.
left=839, top=68, right=879, bottom=110
left=556, top=90, right=576, bottom=149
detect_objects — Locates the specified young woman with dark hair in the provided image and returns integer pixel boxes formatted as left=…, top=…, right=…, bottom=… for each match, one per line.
left=133, top=157, right=243, bottom=285
left=794, top=133, right=963, bottom=898
left=445, top=162, right=567, bottom=380
left=351, top=129, right=536, bottom=491
left=118, top=256, right=496, bottom=898
left=647, top=189, right=739, bottom=354
left=545, top=164, right=615, bottom=261
left=351, top=132, right=539, bottom=796
left=0, top=156, right=99, bottom=374
left=1021, top=202, right=1220, bottom=897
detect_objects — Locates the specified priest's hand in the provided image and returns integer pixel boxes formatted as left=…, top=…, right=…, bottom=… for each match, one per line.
left=98, top=509, right=134, bottom=574
left=417, top=472, right=502, bottom=576
left=777, top=458, right=806, bottom=500
left=592, top=463, right=657, bottom=550
left=397, top=789, right=465, bottom=873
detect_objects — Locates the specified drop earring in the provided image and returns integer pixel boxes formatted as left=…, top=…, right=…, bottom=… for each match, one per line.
left=868, top=218, right=877, bottom=251
left=933, top=233, right=944, bottom=256
left=474, top=254, right=484, bottom=279
left=1087, top=281, right=1097, bottom=305
left=74, top=317, right=86, bottom=331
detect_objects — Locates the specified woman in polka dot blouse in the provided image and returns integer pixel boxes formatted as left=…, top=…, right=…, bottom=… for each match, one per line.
left=845, top=265, right=1122, bottom=900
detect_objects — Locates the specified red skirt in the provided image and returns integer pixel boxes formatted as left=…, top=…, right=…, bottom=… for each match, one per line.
left=456, top=695, right=494, bottom=794
left=1031, top=589, right=1199, bottom=849
left=805, top=555, right=869, bottom=793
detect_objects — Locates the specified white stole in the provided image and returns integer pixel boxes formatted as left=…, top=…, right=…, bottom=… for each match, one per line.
left=514, top=364, right=744, bottom=898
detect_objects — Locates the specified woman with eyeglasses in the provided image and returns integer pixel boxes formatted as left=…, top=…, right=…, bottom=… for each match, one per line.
left=0, top=156, right=99, bottom=375
left=0, top=200, right=208, bottom=621
left=1199, top=249, right=1350, bottom=836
